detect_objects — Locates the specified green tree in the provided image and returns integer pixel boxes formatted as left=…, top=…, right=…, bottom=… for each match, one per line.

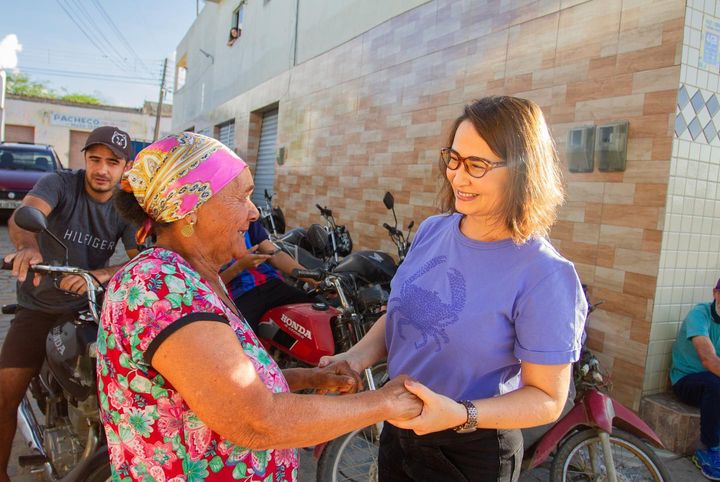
left=59, top=93, right=101, bottom=105
left=5, top=72, right=103, bottom=105
left=5, top=72, right=54, bottom=98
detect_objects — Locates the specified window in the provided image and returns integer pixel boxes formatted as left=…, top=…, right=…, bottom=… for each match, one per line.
left=228, top=2, right=245, bottom=46
left=176, top=54, right=187, bottom=91
left=0, top=147, right=58, bottom=172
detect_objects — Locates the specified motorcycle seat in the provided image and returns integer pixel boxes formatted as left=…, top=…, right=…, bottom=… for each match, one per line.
left=277, top=227, right=306, bottom=245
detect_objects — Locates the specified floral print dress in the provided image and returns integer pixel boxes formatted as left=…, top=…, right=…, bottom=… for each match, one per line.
left=97, top=248, right=298, bottom=481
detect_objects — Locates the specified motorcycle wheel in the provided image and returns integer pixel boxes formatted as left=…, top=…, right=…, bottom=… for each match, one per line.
left=316, top=425, right=381, bottom=482
left=316, top=364, right=387, bottom=482
left=550, top=428, right=670, bottom=482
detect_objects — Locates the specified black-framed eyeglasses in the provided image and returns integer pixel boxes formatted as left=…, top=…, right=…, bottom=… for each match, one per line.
left=440, top=147, right=507, bottom=179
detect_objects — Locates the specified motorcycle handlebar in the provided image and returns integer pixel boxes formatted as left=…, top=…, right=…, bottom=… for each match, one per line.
left=383, top=223, right=400, bottom=235
left=316, top=204, right=332, bottom=217
left=291, top=268, right=325, bottom=281
left=1, top=259, right=12, bottom=271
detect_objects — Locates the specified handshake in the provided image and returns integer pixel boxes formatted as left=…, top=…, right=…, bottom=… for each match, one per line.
left=312, top=353, right=468, bottom=436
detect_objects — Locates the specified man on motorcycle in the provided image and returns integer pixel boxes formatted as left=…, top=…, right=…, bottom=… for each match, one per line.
left=0, top=126, right=138, bottom=482
left=671, top=278, right=720, bottom=481
left=220, top=219, right=317, bottom=332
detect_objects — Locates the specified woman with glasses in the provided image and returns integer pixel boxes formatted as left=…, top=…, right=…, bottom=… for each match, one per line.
left=320, top=96, right=587, bottom=480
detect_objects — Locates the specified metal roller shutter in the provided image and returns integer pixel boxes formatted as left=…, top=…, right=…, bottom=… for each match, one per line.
left=216, top=121, right=235, bottom=150
left=5, top=124, right=34, bottom=143
left=251, top=109, right=278, bottom=206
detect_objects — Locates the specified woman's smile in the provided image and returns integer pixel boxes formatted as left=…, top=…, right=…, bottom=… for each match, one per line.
left=455, top=190, right=478, bottom=202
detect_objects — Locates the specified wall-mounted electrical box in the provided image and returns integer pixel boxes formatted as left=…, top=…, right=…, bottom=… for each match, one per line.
left=596, top=121, right=628, bottom=172
left=276, top=146, right=286, bottom=165
left=567, top=125, right=595, bottom=173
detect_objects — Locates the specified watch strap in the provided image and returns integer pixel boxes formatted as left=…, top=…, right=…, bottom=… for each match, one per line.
left=453, top=400, right=478, bottom=433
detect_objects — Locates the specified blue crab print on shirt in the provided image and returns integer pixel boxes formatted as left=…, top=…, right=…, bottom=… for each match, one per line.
left=388, top=255, right=466, bottom=352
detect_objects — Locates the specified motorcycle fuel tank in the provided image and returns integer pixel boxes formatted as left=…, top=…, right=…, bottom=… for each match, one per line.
left=257, top=303, right=339, bottom=365
left=333, top=250, right=397, bottom=284
left=45, top=320, right=97, bottom=401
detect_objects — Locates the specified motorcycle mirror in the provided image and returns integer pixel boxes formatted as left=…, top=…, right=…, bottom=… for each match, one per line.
left=408, top=220, right=414, bottom=230
left=14, top=205, right=48, bottom=233
left=383, top=192, right=394, bottom=210
left=306, top=223, right=329, bottom=252
left=13, top=205, right=69, bottom=265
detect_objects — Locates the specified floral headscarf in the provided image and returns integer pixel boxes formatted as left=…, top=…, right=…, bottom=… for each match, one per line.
left=122, top=132, right=248, bottom=244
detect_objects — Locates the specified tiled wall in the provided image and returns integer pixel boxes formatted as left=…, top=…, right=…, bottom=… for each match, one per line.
left=645, top=0, right=720, bottom=395
left=195, top=0, right=686, bottom=409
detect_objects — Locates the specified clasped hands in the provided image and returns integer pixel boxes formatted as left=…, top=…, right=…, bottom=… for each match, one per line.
left=316, top=355, right=468, bottom=435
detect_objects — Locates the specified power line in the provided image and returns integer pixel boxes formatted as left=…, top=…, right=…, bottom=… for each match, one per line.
left=19, top=54, right=164, bottom=74
left=19, top=67, right=162, bottom=86
left=65, top=0, right=132, bottom=71
left=53, top=0, right=128, bottom=72
left=22, top=47, right=164, bottom=63
left=89, top=0, right=154, bottom=76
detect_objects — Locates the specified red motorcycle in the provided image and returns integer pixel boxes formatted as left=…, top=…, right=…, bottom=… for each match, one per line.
left=313, top=292, right=671, bottom=482
left=256, top=224, right=393, bottom=386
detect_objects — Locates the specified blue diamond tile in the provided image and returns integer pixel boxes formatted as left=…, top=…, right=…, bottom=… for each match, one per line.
left=688, top=117, right=703, bottom=140
left=708, top=94, right=720, bottom=117
left=678, top=85, right=690, bottom=109
left=675, top=113, right=688, bottom=136
left=691, top=90, right=705, bottom=113
left=704, top=120, right=717, bottom=143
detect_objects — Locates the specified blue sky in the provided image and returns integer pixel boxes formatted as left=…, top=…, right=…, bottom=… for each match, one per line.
left=0, top=0, right=199, bottom=107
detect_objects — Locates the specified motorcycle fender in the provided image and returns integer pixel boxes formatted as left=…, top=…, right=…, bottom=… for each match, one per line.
left=528, top=391, right=664, bottom=468
left=609, top=399, right=665, bottom=449
left=585, top=391, right=664, bottom=448
left=527, top=402, right=590, bottom=469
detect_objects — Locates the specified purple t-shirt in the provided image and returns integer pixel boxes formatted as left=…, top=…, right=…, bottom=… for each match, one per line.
left=386, top=214, right=587, bottom=400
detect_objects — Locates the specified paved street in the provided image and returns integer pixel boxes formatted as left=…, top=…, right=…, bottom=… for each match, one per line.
left=0, top=222, right=701, bottom=481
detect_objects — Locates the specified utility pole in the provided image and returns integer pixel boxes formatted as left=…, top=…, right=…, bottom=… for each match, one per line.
left=0, top=70, right=6, bottom=142
left=153, top=58, right=168, bottom=142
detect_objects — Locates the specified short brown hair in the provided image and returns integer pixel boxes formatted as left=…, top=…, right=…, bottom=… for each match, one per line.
left=438, top=96, right=564, bottom=244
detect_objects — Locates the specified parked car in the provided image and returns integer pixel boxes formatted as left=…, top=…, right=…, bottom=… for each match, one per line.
left=0, top=142, right=63, bottom=217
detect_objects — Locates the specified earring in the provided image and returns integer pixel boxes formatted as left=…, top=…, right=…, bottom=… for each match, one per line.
left=181, top=222, right=195, bottom=238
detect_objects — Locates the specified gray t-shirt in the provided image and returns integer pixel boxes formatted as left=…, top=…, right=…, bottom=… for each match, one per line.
left=17, top=170, right=137, bottom=313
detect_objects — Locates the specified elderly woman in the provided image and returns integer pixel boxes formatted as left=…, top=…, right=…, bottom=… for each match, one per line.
left=321, top=96, right=587, bottom=481
left=98, top=133, right=421, bottom=481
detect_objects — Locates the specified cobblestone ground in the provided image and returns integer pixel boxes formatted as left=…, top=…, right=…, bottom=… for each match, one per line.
left=0, top=222, right=698, bottom=481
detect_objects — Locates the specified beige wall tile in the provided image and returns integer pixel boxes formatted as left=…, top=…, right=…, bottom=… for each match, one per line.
left=614, top=248, right=660, bottom=277
left=599, top=224, right=643, bottom=250
left=603, top=182, right=635, bottom=205
left=594, top=266, right=627, bottom=292
left=573, top=222, right=601, bottom=244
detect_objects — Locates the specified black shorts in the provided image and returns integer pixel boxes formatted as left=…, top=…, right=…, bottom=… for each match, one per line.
left=378, top=423, right=523, bottom=482
left=233, top=278, right=317, bottom=332
left=0, top=307, right=71, bottom=370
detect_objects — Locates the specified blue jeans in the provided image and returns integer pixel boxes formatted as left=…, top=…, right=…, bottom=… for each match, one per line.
left=673, top=371, right=720, bottom=448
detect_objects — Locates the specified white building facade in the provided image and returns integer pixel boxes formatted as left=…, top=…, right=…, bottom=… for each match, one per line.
left=4, top=95, right=172, bottom=168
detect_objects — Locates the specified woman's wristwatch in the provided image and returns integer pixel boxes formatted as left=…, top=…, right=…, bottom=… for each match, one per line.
left=453, top=400, right=478, bottom=433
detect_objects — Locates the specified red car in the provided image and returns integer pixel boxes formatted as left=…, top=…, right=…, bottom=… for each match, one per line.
left=0, top=142, right=63, bottom=217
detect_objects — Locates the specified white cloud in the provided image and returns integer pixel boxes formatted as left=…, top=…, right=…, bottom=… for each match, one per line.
left=0, top=34, right=22, bottom=70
